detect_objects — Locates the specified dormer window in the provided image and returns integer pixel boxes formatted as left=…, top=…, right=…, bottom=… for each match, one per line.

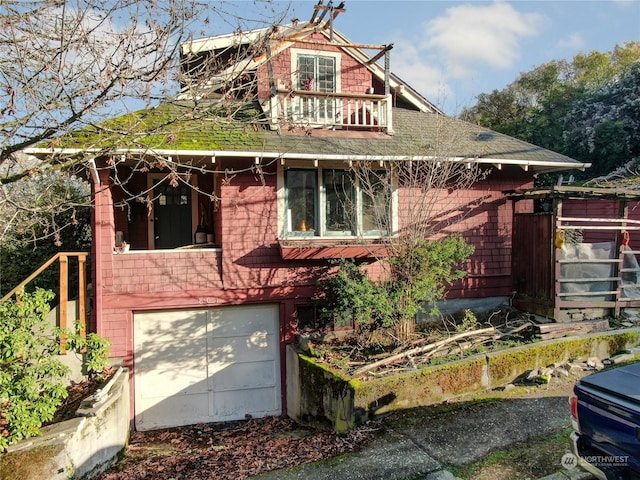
left=291, top=49, right=341, bottom=124
left=297, top=54, right=336, bottom=93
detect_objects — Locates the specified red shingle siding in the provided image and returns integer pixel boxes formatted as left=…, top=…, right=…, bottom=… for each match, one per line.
left=108, top=252, right=223, bottom=295
left=257, top=32, right=374, bottom=99
left=219, top=172, right=327, bottom=289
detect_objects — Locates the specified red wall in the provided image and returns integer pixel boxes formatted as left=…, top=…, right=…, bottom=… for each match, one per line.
left=257, top=32, right=374, bottom=99
left=94, top=163, right=533, bottom=360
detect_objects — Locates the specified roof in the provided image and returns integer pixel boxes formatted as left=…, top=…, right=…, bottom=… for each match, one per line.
left=25, top=101, right=589, bottom=174
left=505, top=185, right=640, bottom=201
left=25, top=102, right=589, bottom=173
left=179, top=18, right=442, bottom=115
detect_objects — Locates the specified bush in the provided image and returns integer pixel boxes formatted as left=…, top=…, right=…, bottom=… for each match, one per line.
left=0, top=289, right=110, bottom=450
left=314, top=235, right=474, bottom=341
left=314, top=259, right=393, bottom=331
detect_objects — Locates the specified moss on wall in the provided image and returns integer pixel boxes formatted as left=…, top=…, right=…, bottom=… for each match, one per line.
left=297, top=354, right=355, bottom=432
left=293, top=329, right=640, bottom=431
left=0, top=443, right=65, bottom=480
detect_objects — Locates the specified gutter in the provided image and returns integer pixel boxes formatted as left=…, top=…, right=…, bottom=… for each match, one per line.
left=23, top=147, right=591, bottom=173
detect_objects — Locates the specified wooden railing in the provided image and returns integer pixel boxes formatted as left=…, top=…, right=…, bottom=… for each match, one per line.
left=1, top=252, right=89, bottom=352
left=271, top=90, right=393, bottom=132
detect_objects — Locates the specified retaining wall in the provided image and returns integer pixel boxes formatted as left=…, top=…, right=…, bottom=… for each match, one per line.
left=287, top=328, right=640, bottom=432
left=1, top=367, right=130, bottom=480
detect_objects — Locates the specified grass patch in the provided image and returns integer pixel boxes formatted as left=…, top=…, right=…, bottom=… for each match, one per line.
left=448, top=427, right=574, bottom=480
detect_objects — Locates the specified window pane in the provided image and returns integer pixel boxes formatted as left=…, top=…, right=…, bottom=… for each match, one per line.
left=361, top=171, right=390, bottom=234
left=297, top=55, right=315, bottom=90
left=316, top=56, right=335, bottom=92
left=324, top=170, right=354, bottom=234
left=286, top=170, right=316, bottom=233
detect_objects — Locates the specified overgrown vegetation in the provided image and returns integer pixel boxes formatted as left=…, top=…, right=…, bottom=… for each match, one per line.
left=0, top=289, right=110, bottom=450
left=313, top=234, right=474, bottom=343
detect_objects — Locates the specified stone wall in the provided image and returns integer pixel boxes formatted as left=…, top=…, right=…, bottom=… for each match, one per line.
left=287, top=329, right=640, bottom=432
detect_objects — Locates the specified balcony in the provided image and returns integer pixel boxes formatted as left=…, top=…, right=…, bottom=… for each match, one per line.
left=269, top=89, right=393, bottom=134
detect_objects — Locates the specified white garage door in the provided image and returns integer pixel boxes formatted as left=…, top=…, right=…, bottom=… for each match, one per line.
left=134, top=304, right=281, bottom=431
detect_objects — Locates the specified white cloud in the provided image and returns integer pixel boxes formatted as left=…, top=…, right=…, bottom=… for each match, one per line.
left=557, top=32, right=586, bottom=51
left=390, top=38, right=453, bottom=105
left=418, top=1, right=543, bottom=79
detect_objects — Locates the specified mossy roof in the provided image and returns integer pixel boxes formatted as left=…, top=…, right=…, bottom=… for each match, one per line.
left=49, top=101, right=587, bottom=172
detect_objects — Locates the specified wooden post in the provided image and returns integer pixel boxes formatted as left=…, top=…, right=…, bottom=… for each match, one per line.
left=615, top=201, right=630, bottom=317
left=59, top=254, right=68, bottom=353
left=78, top=254, right=87, bottom=341
left=553, top=197, right=563, bottom=321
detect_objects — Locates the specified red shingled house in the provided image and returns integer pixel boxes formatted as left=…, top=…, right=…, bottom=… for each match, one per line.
left=26, top=6, right=588, bottom=430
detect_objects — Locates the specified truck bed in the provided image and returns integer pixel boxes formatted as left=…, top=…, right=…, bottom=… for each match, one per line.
left=571, top=362, right=640, bottom=479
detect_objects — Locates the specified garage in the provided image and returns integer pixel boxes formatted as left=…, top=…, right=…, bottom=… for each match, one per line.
left=133, top=304, right=281, bottom=431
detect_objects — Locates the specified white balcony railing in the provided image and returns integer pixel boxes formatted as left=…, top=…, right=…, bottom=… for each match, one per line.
left=269, top=89, right=393, bottom=133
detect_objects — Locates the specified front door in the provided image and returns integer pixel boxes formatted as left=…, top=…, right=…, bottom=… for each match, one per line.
left=153, top=181, right=192, bottom=249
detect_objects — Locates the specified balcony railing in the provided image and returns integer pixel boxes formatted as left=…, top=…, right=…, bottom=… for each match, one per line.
left=270, top=89, right=393, bottom=133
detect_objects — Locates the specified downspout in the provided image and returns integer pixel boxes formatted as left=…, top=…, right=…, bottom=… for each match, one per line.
left=385, top=49, right=394, bottom=134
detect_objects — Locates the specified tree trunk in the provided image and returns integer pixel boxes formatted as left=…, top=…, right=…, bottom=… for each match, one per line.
left=395, top=316, right=416, bottom=342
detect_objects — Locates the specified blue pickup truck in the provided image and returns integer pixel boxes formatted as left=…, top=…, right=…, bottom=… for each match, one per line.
left=570, top=360, right=640, bottom=480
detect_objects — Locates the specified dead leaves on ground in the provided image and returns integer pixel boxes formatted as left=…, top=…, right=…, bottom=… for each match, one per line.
left=95, top=416, right=373, bottom=480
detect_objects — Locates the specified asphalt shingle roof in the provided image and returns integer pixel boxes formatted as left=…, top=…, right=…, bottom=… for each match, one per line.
left=54, top=101, right=585, bottom=171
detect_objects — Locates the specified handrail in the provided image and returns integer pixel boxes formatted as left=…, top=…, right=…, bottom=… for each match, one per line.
left=0, top=252, right=88, bottom=303
left=1, top=252, right=89, bottom=353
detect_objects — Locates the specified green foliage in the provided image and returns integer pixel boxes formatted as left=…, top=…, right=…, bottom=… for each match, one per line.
left=0, top=289, right=68, bottom=450
left=314, top=235, right=474, bottom=339
left=387, top=235, right=475, bottom=322
left=461, top=42, right=640, bottom=183
left=66, top=325, right=111, bottom=380
left=0, top=289, right=110, bottom=450
left=314, top=259, right=394, bottom=331
left=562, top=61, right=640, bottom=178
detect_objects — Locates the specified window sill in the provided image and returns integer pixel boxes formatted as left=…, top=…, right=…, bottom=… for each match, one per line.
left=278, top=238, right=390, bottom=260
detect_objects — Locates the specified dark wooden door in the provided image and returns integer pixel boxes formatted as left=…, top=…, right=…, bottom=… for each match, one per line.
left=153, top=181, right=192, bottom=249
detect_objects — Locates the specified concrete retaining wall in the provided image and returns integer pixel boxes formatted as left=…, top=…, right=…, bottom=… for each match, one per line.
left=1, top=367, right=130, bottom=480
left=287, top=328, right=640, bottom=432
left=286, top=345, right=356, bottom=433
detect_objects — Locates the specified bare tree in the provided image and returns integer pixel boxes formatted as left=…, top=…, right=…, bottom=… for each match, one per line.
left=316, top=116, right=492, bottom=341
left=0, top=0, right=290, bottom=242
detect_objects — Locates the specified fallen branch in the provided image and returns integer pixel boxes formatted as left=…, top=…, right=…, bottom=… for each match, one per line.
left=352, top=326, right=496, bottom=376
left=352, top=322, right=533, bottom=376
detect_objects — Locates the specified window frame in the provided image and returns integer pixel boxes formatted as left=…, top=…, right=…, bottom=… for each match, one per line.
left=291, top=48, right=341, bottom=93
left=279, top=162, right=397, bottom=239
left=285, top=168, right=318, bottom=236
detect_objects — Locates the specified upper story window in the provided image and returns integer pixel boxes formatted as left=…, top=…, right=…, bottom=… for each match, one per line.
left=282, top=165, right=394, bottom=238
left=291, top=49, right=341, bottom=124
left=297, top=54, right=336, bottom=92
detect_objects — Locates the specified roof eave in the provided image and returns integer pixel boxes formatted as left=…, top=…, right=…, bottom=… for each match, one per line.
left=22, top=147, right=590, bottom=173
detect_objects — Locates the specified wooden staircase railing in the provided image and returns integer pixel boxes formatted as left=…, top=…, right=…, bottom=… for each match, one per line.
left=1, top=252, right=89, bottom=352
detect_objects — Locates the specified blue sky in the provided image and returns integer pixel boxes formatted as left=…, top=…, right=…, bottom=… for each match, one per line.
left=271, top=0, right=640, bottom=114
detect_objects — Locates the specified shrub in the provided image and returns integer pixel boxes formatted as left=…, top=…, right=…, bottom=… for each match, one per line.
left=314, top=259, right=393, bottom=331
left=0, top=289, right=68, bottom=449
left=314, top=235, right=474, bottom=342
left=0, top=289, right=110, bottom=450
